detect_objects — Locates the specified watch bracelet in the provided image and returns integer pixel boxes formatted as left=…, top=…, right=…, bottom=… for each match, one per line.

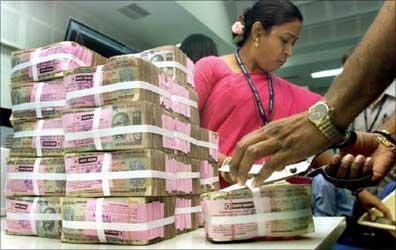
left=373, top=133, right=396, bottom=153
left=373, top=130, right=396, bottom=144
left=318, top=116, right=345, bottom=143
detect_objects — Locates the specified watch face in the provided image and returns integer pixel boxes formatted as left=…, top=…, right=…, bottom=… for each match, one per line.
left=309, top=102, right=329, bottom=122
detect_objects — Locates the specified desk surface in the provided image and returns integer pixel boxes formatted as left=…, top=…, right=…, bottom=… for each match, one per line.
left=1, top=216, right=345, bottom=249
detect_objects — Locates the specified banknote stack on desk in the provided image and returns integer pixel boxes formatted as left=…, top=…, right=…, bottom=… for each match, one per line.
left=109, top=48, right=219, bottom=195
left=201, top=181, right=315, bottom=242
left=59, top=48, right=220, bottom=245
left=5, top=42, right=107, bottom=239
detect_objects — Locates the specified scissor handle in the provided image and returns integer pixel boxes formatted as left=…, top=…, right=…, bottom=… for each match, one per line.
left=320, top=167, right=373, bottom=190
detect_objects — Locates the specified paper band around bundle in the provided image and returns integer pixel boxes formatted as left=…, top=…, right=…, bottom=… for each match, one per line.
left=171, top=96, right=198, bottom=108
left=247, top=183, right=266, bottom=235
left=65, top=80, right=198, bottom=108
left=205, top=208, right=311, bottom=226
left=7, top=212, right=62, bottom=221
left=64, top=124, right=217, bottom=149
left=36, top=120, right=44, bottom=157
left=12, top=100, right=66, bottom=113
left=153, top=61, right=188, bottom=74
left=200, top=177, right=219, bottom=185
left=92, top=107, right=103, bottom=150
left=30, top=48, right=42, bottom=82
left=11, top=52, right=87, bottom=74
left=62, top=216, right=175, bottom=232
left=66, top=170, right=200, bottom=182
left=32, top=158, right=41, bottom=195
left=93, top=65, right=104, bottom=107
left=95, top=198, right=106, bottom=243
left=175, top=206, right=202, bottom=215
left=13, top=128, right=64, bottom=138
left=6, top=172, right=67, bottom=180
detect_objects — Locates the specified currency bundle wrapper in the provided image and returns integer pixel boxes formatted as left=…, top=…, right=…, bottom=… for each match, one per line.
left=111, top=45, right=194, bottom=88
left=103, top=52, right=198, bottom=124
left=10, top=79, right=65, bottom=120
left=64, top=149, right=201, bottom=197
left=11, top=41, right=107, bottom=83
left=175, top=195, right=202, bottom=234
left=6, top=197, right=62, bottom=238
left=62, top=102, right=210, bottom=155
left=61, top=196, right=175, bottom=245
left=10, top=117, right=64, bottom=157
left=201, top=181, right=314, bottom=242
left=5, top=157, right=65, bottom=196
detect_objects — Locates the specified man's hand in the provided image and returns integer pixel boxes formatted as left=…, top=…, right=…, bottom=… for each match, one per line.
left=327, top=132, right=395, bottom=186
left=229, top=112, right=331, bottom=186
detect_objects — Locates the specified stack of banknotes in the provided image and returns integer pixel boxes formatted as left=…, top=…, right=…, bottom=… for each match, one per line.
left=64, top=56, right=164, bottom=108
left=6, top=197, right=62, bottom=238
left=64, top=149, right=201, bottom=197
left=11, top=41, right=107, bottom=83
left=175, top=195, right=202, bottom=234
left=201, top=181, right=314, bottom=242
left=61, top=196, right=176, bottom=245
left=6, top=41, right=221, bottom=244
left=6, top=41, right=108, bottom=239
left=10, top=79, right=66, bottom=120
left=62, top=102, right=190, bottom=153
left=197, top=159, right=220, bottom=193
left=10, top=118, right=65, bottom=157
left=106, top=54, right=199, bottom=125
left=111, top=45, right=194, bottom=88
left=5, top=157, right=66, bottom=196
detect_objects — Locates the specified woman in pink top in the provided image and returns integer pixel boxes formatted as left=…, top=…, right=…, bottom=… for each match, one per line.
left=194, top=0, right=322, bottom=187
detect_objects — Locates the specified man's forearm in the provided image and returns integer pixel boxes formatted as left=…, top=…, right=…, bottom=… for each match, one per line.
left=324, top=1, right=396, bottom=130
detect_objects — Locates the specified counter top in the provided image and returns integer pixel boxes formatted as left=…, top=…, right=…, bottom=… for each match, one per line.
left=1, top=216, right=345, bottom=249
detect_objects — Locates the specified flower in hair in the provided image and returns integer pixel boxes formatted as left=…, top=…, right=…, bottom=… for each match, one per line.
left=232, top=21, right=244, bottom=35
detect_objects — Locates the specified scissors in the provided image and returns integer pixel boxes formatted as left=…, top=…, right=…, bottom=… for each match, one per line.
left=218, top=156, right=373, bottom=189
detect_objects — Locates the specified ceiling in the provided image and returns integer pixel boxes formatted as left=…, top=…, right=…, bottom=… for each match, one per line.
left=65, top=0, right=383, bottom=94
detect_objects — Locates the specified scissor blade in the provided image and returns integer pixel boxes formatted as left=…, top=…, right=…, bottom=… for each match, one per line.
left=218, top=157, right=313, bottom=184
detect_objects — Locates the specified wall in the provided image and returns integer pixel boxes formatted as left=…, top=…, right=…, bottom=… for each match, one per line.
left=0, top=1, right=144, bottom=108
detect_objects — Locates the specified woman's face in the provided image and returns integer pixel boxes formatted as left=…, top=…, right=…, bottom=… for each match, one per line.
left=255, top=19, right=302, bottom=72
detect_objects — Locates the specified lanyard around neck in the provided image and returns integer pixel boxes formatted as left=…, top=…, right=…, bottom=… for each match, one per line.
left=235, top=49, right=274, bottom=125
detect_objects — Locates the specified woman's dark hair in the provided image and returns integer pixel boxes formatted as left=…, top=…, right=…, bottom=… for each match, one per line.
left=180, top=34, right=218, bottom=63
left=233, top=0, right=303, bottom=47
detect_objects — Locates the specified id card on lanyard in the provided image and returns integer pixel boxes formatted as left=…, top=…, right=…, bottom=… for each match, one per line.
left=235, top=49, right=274, bottom=125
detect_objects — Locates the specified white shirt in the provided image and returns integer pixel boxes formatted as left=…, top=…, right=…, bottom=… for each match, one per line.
left=351, top=81, right=396, bottom=132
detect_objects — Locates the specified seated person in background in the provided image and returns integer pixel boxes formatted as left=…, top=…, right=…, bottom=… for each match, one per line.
left=335, top=181, right=395, bottom=250
left=194, top=0, right=325, bottom=188
left=179, top=33, right=218, bottom=63
left=311, top=173, right=354, bottom=217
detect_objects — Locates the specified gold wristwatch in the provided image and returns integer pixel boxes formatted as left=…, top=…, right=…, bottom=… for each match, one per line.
left=308, top=101, right=346, bottom=144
